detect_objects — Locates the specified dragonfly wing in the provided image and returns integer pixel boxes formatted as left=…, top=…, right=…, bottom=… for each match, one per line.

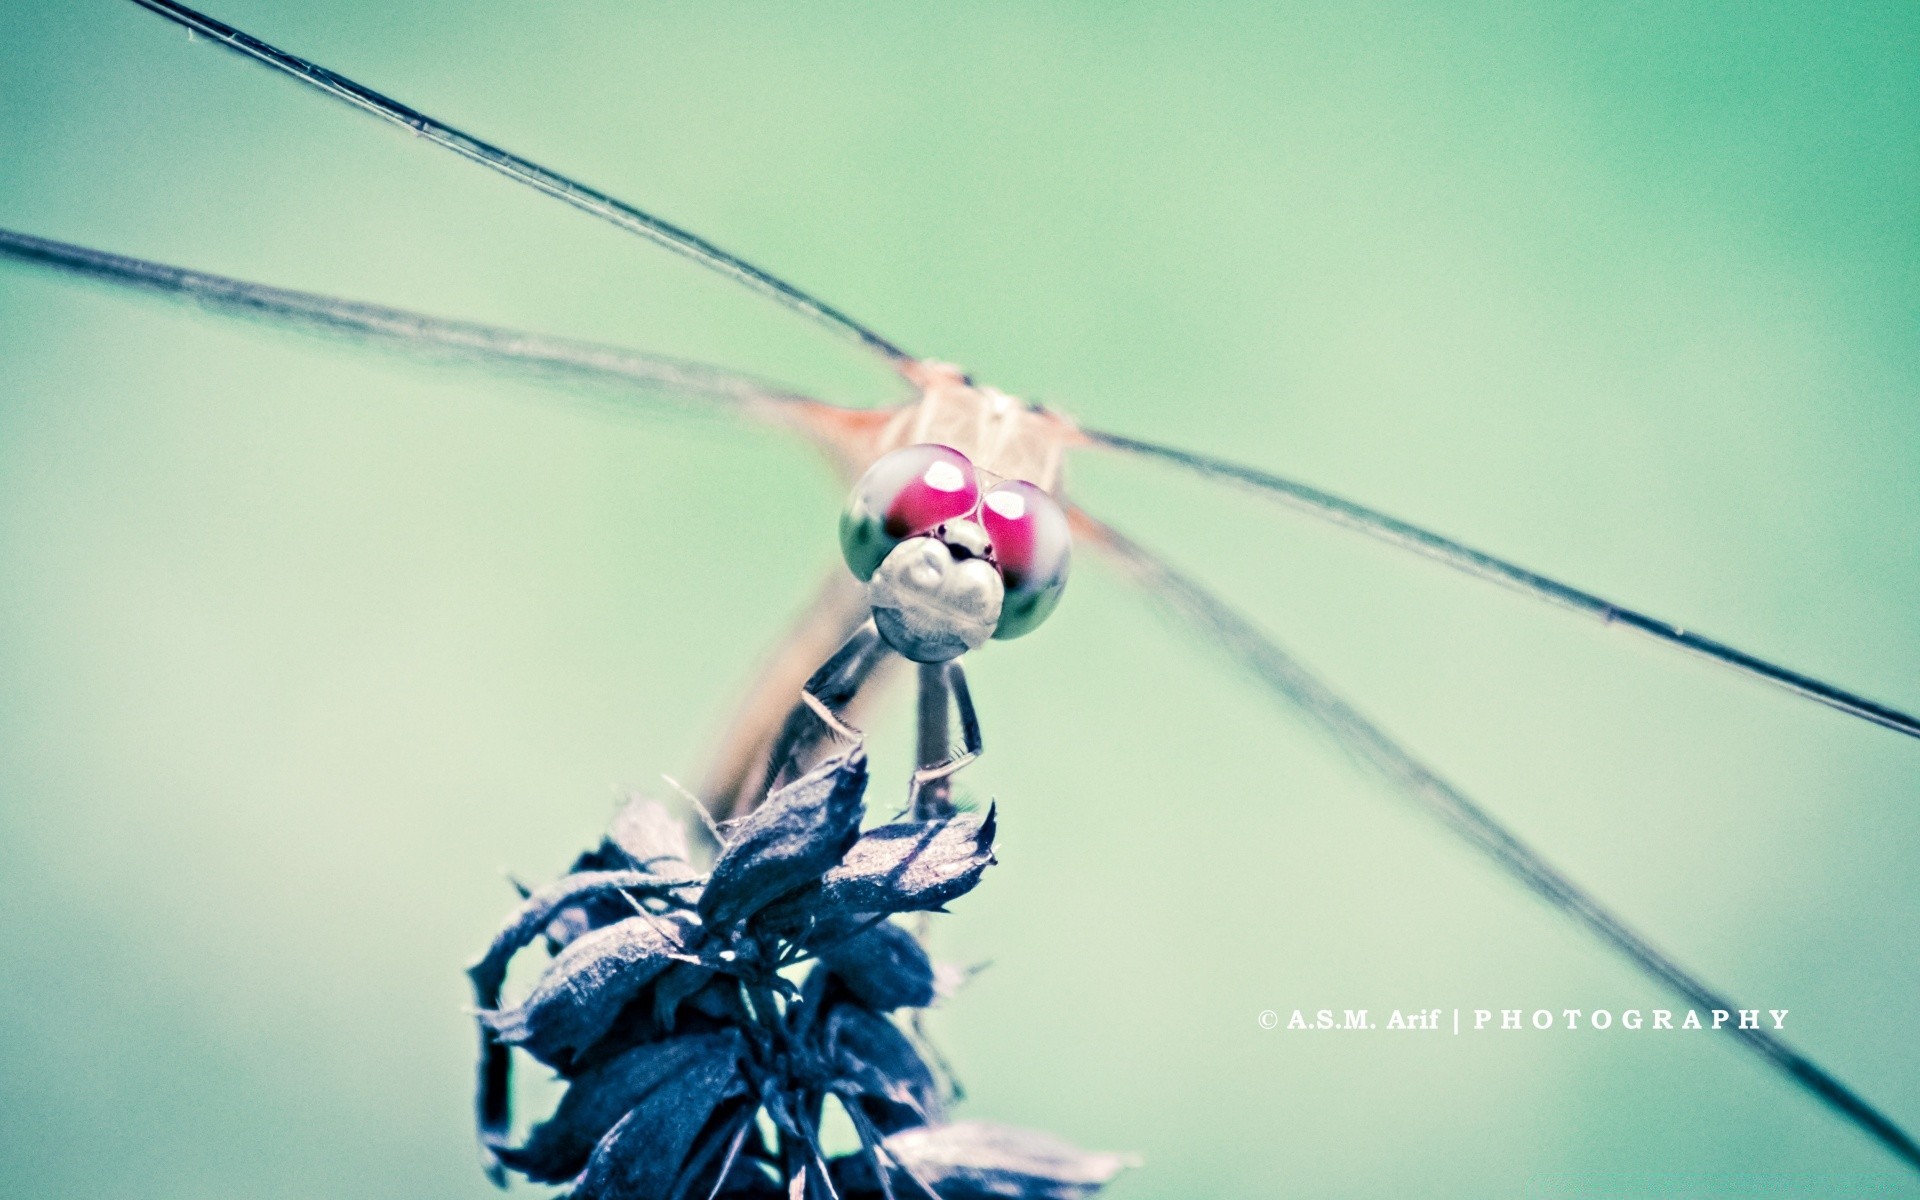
left=125, top=0, right=915, bottom=369
left=0, top=227, right=854, bottom=435
left=2, top=225, right=918, bottom=823
left=1081, top=428, right=1920, bottom=741
left=1070, top=503, right=1920, bottom=1177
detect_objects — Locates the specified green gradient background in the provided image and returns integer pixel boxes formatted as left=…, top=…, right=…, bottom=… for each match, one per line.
left=2, top=2, right=1917, bottom=1196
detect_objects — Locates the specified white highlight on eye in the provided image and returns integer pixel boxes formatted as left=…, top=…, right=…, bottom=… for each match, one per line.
left=984, top=489, right=1027, bottom=520
left=923, top=461, right=966, bottom=492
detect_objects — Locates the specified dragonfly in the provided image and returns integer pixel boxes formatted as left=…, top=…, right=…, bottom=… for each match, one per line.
left=3, top=0, right=1915, bottom=1188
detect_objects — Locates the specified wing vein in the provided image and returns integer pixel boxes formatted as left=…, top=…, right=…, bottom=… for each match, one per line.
left=126, top=0, right=915, bottom=368
left=0, top=226, right=824, bottom=415
left=1085, top=428, right=1920, bottom=741
left=1073, top=505, right=1920, bottom=1176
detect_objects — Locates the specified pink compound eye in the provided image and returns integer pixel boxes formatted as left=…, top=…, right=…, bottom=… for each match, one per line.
left=839, top=444, right=981, bottom=580
left=979, top=480, right=1071, bottom=639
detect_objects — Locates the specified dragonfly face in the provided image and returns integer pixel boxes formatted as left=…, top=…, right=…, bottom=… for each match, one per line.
left=841, top=441, right=1003, bottom=662
left=839, top=437, right=1072, bottom=662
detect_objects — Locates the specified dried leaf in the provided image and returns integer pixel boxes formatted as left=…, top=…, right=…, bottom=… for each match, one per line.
left=816, top=806, right=997, bottom=917
left=652, top=961, right=717, bottom=1030
left=468, top=871, right=668, bottom=1010
left=475, top=1028, right=513, bottom=1180
left=492, top=1031, right=742, bottom=1183
left=814, top=921, right=936, bottom=1011
left=826, top=1005, right=942, bottom=1131
left=480, top=911, right=696, bottom=1068
left=700, top=752, right=868, bottom=928
left=567, top=1047, right=749, bottom=1200
left=470, top=871, right=688, bottom=1154
left=470, top=731, right=1117, bottom=1198
left=541, top=903, right=603, bottom=951
left=844, top=1121, right=1138, bottom=1200
left=684, top=973, right=751, bottom=1023
left=607, top=795, right=693, bottom=868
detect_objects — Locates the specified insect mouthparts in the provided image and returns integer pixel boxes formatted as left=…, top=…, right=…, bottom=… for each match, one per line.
left=939, top=518, right=993, bottom=564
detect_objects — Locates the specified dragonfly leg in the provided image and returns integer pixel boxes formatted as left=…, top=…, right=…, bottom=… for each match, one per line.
left=801, top=689, right=862, bottom=743
left=908, top=658, right=982, bottom=820
left=763, top=618, right=890, bottom=792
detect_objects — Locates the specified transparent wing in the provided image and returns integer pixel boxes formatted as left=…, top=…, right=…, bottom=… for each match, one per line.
left=0, top=224, right=920, bottom=827
left=0, top=227, right=835, bottom=424
left=1083, top=428, right=1920, bottom=742
left=1069, top=504, right=1920, bottom=1177
left=126, top=0, right=915, bottom=368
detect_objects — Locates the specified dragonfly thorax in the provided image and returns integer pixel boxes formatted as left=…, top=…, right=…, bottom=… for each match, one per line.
left=879, top=361, right=1075, bottom=495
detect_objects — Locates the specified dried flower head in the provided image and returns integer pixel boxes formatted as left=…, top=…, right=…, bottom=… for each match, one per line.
left=469, top=748, right=1137, bottom=1199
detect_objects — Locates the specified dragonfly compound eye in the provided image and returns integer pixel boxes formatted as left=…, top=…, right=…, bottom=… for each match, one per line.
left=839, top=443, right=981, bottom=581
left=980, top=480, right=1071, bottom=639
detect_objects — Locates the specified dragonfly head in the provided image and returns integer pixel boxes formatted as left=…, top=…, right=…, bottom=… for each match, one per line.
left=840, top=444, right=1071, bottom=663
